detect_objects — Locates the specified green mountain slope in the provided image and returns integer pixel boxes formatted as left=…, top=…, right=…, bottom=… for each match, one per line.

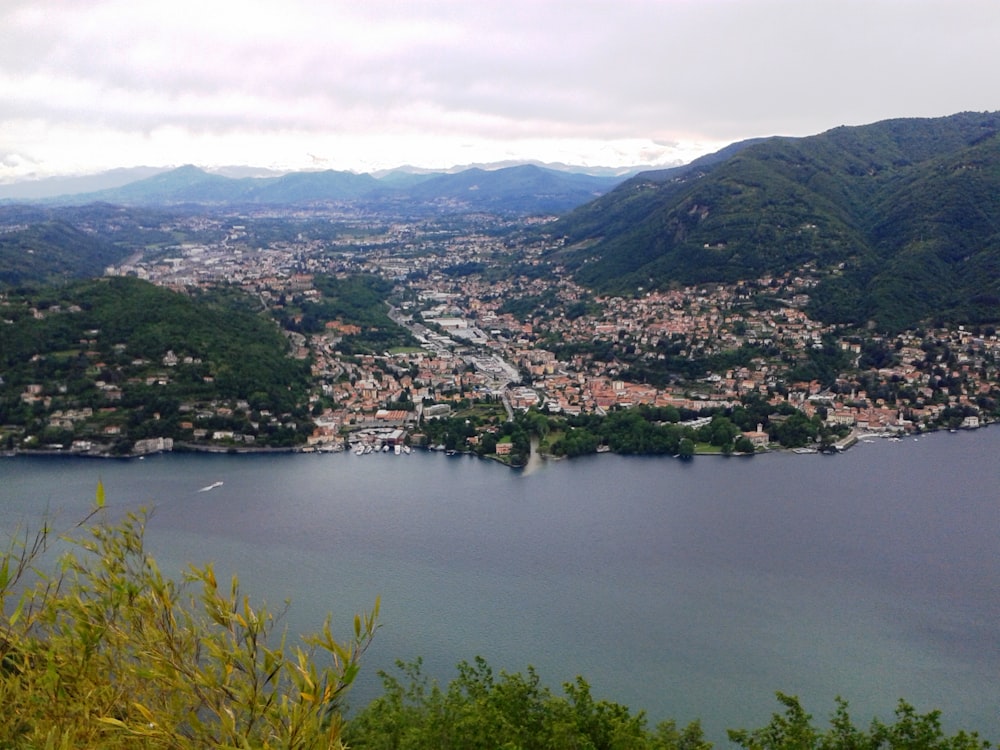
left=0, top=277, right=313, bottom=449
left=553, top=112, right=1000, bottom=331
left=0, top=220, right=129, bottom=286
left=401, top=164, right=620, bottom=214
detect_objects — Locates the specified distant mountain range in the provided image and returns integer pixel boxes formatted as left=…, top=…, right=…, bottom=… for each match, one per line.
left=553, top=111, right=1000, bottom=332
left=0, top=167, right=170, bottom=201
left=0, top=163, right=633, bottom=215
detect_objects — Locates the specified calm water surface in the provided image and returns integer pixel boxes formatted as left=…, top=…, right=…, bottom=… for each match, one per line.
left=2, top=429, right=998, bottom=745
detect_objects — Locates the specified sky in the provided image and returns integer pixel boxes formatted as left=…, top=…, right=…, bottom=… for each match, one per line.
left=3, top=0, right=1000, bottom=182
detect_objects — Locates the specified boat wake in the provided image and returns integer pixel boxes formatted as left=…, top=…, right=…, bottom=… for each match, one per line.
left=198, top=481, right=224, bottom=492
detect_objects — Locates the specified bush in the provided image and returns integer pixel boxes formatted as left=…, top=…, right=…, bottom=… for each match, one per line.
left=344, top=656, right=710, bottom=750
left=0, top=487, right=378, bottom=748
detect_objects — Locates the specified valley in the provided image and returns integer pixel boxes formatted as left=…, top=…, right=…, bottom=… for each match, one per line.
left=3, top=113, right=1000, bottom=461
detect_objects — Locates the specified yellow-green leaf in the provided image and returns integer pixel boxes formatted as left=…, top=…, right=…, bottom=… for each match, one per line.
left=133, top=702, right=157, bottom=724
left=9, top=598, right=23, bottom=626
left=96, top=479, right=106, bottom=508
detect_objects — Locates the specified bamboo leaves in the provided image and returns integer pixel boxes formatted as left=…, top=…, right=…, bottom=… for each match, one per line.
left=0, top=506, right=379, bottom=748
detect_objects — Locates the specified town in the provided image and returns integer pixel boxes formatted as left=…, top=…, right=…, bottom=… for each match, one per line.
left=7, top=207, right=998, bottom=460
left=96, top=208, right=998, bottom=453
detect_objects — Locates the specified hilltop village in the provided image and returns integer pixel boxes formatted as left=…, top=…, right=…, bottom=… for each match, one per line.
left=6, top=209, right=998, bottom=460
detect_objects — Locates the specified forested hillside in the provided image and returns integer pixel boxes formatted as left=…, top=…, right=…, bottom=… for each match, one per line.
left=0, top=203, right=225, bottom=288
left=0, top=277, right=313, bottom=452
left=274, top=273, right=417, bottom=353
left=0, top=220, right=128, bottom=286
left=553, top=111, right=1000, bottom=332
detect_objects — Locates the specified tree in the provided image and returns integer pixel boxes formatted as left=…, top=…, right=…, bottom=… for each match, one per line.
left=772, top=413, right=819, bottom=449
left=0, top=492, right=379, bottom=749
left=708, top=416, right=740, bottom=448
left=344, top=656, right=708, bottom=749
left=678, top=438, right=696, bottom=459
left=727, top=692, right=991, bottom=750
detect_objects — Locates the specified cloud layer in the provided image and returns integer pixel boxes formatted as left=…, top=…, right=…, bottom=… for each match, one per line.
left=3, top=0, right=999, bottom=179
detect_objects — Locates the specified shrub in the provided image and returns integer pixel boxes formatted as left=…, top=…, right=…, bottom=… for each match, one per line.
left=0, top=486, right=378, bottom=748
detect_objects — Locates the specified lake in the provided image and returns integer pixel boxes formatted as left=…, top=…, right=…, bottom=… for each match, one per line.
left=2, top=429, right=998, bottom=745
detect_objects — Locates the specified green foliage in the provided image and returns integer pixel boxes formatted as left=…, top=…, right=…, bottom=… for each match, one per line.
left=348, top=663, right=993, bottom=749
left=548, top=426, right=601, bottom=458
left=278, top=274, right=416, bottom=354
left=0, top=276, right=314, bottom=448
left=497, top=288, right=561, bottom=320
left=562, top=340, right=770, bottom=387
left=496, top=288, right=602, bottom=327
left=786, top=335, right=853, bottom=387
left=344, top=656, right=708, bottom=750
left=0, top=219, right=129, bottom=286
left=770, top=413, right=822, bottom=449
left=727, top=692, right=991, bottom=750
left=420, top=413, right=480, bottom=453
left=678, top=437, right=695, bottom=459
left=0, top=497, right=379, bottom=748
left=555, top=112, right=1000, bottom=331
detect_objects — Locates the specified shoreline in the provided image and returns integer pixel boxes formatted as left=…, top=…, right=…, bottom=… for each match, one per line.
left=2, top=423, right=989, bottom=462
left=0, top=443, right=301, bottom=460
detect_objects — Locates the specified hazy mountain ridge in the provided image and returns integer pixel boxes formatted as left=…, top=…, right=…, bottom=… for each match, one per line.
left=0, top=167, right=170, bottom=201
left=3, top=163, right=630, bottom=213
left=553, top=111, right=1000, bottom=331
left=396, top=164, right=621, bottom=213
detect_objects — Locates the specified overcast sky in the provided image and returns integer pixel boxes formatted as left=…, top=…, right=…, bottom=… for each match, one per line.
left=3, top=0, right=999, bottom=181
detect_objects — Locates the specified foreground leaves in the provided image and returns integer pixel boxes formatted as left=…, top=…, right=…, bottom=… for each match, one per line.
left=346, top=661, right=994, bottom=750
left=728, top=691, right=992, bottom=750
left=344, top=656, right=710, bottom=750
left=0, top=499, right=378, bottom=749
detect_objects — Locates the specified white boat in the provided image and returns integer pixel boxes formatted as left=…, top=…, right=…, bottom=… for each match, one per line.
left=198, top=481, right=224, bottom=492
left=354, top=445, right=365, bottom=456
left=394, top=444, right=402, bottom=455
left=403, top=445, right=411, bottom=454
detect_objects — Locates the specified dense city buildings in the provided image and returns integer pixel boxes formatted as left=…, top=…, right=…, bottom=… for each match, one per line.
left=74, top=209, right=995, bottom=457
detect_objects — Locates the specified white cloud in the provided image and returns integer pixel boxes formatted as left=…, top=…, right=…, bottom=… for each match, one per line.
left=2, top=0, right=999, bottom=179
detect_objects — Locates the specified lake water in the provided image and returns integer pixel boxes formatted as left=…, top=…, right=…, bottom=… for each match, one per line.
left=2, top=429, right=998, bottom=745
